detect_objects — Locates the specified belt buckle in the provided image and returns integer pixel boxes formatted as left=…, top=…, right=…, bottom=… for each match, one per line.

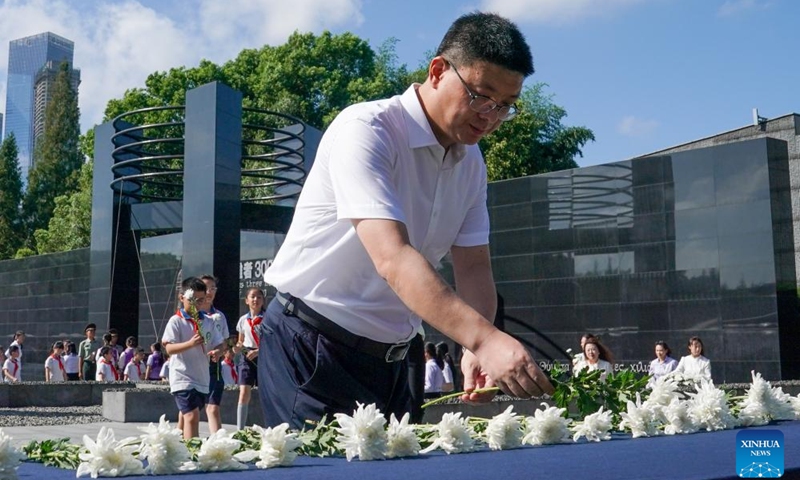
left=385, top=343, right=409, bottom=363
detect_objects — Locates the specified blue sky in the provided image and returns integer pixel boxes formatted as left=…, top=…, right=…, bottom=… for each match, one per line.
left=1, top=0, right=797, bottom=167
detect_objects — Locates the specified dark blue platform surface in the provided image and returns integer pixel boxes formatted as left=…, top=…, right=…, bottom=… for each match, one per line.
left=17, top=421, right=800, bottom=480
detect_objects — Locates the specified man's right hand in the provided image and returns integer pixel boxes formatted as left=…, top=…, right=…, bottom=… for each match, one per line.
left=468, top=329, right=554, bottom=399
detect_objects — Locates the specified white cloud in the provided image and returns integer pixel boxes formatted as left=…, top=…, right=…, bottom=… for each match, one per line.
left=479, top=0, right=645, bottom=25
left=717, top=0, right=772, bottom=17
left=0, top=0, right=363, bottom=134
left=617, top=115, right=658, bottom=137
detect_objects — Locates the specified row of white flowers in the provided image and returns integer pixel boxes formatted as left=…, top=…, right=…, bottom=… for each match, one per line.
left=0, top=371, right=798, bottom=478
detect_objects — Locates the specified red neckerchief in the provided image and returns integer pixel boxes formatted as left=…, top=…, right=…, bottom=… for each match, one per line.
left=135, top=361, right=142, bottom=379
left=100, top=358, right=118, bottom=380
left=247, top=312, right=263, bottom=347
left=51, top=354, right=65, bottom=377
left=224, top=357, right=238, bottom=383
left=177, top=308, right=205, bottom=352
left=11, top=359, right=18, bottom=378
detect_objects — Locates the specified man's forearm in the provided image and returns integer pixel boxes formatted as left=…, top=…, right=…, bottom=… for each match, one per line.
left=379, top=244, right=496, bottom=352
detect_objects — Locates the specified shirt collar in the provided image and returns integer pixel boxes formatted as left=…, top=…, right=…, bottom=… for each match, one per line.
left=399, top=85, right=467, bottom=163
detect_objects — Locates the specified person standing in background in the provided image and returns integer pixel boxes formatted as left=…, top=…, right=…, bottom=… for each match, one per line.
left=44, top=341, right=67, bottom=382
left=62, top=342, right=80, bottom=381
left=78, top=324, right=100, bottom=381
left=201, top=274, right=230, bottom=434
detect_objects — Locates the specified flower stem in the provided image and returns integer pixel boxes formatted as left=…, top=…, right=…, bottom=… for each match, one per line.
left=421, top=387, right=501, bottom=409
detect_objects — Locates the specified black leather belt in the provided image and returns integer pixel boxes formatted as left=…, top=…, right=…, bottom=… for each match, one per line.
left=276, top=292, right=410, bottom=363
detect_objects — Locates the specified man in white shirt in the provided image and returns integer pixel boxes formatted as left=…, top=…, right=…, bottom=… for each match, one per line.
left=258, top=11, right=553, bottom=429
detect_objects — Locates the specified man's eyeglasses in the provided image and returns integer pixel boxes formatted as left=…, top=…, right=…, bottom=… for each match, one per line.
left=447, top=61, right=519, bottom=122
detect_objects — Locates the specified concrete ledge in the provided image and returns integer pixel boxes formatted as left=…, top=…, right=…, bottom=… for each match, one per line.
left=0, top=382, right=137, bottom=407
left=102, top=386, right=263, bottom=426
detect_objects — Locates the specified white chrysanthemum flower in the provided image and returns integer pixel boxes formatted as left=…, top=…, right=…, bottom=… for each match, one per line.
left=522, top=403, right=571, bottom=446
left=76, top=427, right=145, bottom=478
left=662, top=398, right=697, bottom=435
left=737, top=371, right=796, bottom=426
left=420, top=412, right=476, bottom=455
left=137, top=414, right=192, bottom=475
left=789, top=394, right=800, bottom=419
left=334, top=402, right=388, bottom=461
left=249, top=423, right=301, bottom=468
left=194, top=429, right=249, bottom=472
left=386, top=413, right=420, bottom=458
left=0, top=429, right=25, bottom=480
left=619, top=393, right=662, bottom=438
left=571, top=407, right=613, bottom=442
left=484, top=406, right=523, bottom=450
left=686, top=380, right=737, bottom=431
left=183, top=288, right=194, bottom=300
left=647, top=375, right=681, bottom=406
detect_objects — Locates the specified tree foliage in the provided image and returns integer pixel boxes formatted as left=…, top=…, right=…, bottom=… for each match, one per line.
left=34, top=160, right=93, bottom=254
left=0, top=133, right=24, bottom=259
left=23, top=61, right=83, bottom=239
left=34, top=31, right=593, bottom=255
left=481, top=83, right=595, bottom=181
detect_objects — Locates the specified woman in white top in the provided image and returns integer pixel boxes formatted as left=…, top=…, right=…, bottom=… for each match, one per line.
left=423, top=342, right=444, bottom=399
left=573, top=338, right=614, bottom=380
left=672, top=336, right=712, bottom=383
left=571, top=333, right=596, bottom=366
left=647, top=340, right=678, bottom=386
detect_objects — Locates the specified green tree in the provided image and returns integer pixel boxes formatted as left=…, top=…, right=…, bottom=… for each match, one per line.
left=34, top=161, right=93, bottom=253
left=480, top=83, right=595, bottom=181
left=0, top=133, right=24, bottom=259
left=23, top=61, right=83, bottom=241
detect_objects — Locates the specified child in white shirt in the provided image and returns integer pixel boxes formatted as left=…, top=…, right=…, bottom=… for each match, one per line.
left=95, top=346, right=118, bottom=382
left=123, top=347, right=146, bottom=382
left=3, top=345, right=21, bottom=383
left=44, top=341, right=67, bottom=382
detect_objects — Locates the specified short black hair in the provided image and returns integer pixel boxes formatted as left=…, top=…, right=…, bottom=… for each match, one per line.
left=436, top=11, right=533, bottom=76
left=181, top=276, right=207, bottom=295
left=200, top=274, right=219, bottom=285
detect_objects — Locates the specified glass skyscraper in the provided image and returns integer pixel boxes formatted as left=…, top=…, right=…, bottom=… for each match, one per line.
left=4, top=32, right=74, bottom=184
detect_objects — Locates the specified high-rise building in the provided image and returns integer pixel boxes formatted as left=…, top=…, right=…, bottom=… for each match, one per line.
left=4, top=32, right=75, bottom=185
left=32, top=60, right=81, bottom=150
left=0, top=112, right=4, bottom=141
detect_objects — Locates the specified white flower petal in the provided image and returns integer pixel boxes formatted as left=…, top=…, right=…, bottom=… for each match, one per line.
left=334, top=403, right=388, bottom=461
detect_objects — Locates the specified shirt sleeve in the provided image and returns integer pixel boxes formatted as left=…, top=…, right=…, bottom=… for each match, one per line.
left=453, top=165, right=490, bottom=247
left=328, top=119, right=406, bottom=224
left=162, top=316, right=182, bottom=344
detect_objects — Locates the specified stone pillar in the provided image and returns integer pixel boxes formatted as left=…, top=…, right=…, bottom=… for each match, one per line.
left=182, top=82, right=243, bottom=325
left=88, top=121, right=141, bottom=338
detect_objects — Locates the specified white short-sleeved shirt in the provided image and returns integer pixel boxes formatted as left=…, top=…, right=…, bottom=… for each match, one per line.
left=3, top=358, right=20, bottom=382
left=265, top=85, right=490, bottom=343
left=162, top=311, right=225, bottom=394
left=221, top=360, right=236, bottom=386
left=95, top=359, right=116, bottom=382
left=236, top=312, right=263, bottom=349
left=206, top=307, right=230, bottom=346
left=674, top=355, right=712, bottom=382
left=124, top=360, right=144, bottom=382
left=45, top=356, right=66, bottom=382
left=62, top=354, right=79, bottom=374
left=424, top=359, right=445, bottom=393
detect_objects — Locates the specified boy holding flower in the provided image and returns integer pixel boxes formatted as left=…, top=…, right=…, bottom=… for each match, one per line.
left=162, top=277, right=225, bottom=439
